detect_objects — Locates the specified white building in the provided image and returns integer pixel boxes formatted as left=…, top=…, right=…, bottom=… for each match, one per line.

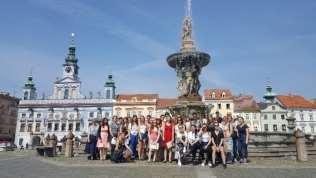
left=276, top=95, right=316, bottom=135
left=203, top=89, right=234, bottom=117
left=15, top=35, right=116, bottom=147
left=258, top=85, right=288, bottom=133
left=233, top=95, right=261, bottom=132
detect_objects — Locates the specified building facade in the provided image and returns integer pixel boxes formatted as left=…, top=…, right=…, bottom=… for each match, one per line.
left=258, top=85, right=288, bottom=133
left=114, top=94, right=158, bottom=118
left=233, top=95, right=261, bottom=132
left=156, top=98, right=177, bottom=117
left=203, top=89, right=234, bottom=117
left=276, top=95, right=316, bottom=135
left=15, top=36, right=116, bottom=147
left=0, top=92, right=19, bottom=142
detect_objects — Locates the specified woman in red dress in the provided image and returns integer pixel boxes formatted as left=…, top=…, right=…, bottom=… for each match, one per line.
left=162, top=115, right=174, bottom=163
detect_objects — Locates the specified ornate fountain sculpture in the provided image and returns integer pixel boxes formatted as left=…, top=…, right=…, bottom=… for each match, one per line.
left=167, top=0, right=211, bottom=116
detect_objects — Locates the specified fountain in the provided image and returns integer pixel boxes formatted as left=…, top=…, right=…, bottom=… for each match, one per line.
left=167, top=0, right=211, bottom=117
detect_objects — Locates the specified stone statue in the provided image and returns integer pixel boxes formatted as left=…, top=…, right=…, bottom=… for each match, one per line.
left=182, top=17, right=192, bottom=41
left=65, top=130, right=75, bottom=158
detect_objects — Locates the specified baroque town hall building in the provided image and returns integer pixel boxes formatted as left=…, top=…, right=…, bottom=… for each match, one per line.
left=15, top=35, right=116, bottom=147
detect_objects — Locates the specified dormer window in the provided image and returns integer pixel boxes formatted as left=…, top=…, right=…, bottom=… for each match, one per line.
left=211, top=92, right=216, bottom=99
left=221, top=92, right=226, bottom=98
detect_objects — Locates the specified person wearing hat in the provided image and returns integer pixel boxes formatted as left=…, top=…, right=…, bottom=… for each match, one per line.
left=87, top=119, right=99, bottom=160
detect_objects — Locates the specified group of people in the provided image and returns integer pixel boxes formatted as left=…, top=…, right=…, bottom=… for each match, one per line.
left=86, top=112, right=249, bottom=168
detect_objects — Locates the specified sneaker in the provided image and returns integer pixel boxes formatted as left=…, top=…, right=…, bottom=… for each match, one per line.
left=201, top=162, right=205, bottom=167
left=223, top=164, right=227, bottom=169
left=208, top=163, right=212, bottom=167
left=178, top=161, right=182, bottom=167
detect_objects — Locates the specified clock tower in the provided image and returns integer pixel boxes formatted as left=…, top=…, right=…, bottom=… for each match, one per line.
left=52, top=33, right=82, bottom=99
left=63, top=33, right=79, bottom=80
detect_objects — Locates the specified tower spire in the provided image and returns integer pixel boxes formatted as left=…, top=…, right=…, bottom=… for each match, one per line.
left=65, top=33, right=77, bottom=63
left=181, top=0, right=196, bottom=52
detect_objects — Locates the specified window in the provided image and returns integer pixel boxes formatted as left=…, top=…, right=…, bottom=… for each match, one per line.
left=221, top=92, right=226, bottom=98
left=311, top=126, right=315, bottom=133
left=20, top=123, right=26, bottom=132
left=272, top=106, right=276, bottom=110
left=273, top=125, right=278, bottom=132
left=89, top=112, right=94, bottom=118
left=55, top=114, right=60, bottom=120
left=281, top=115, right=285, bottom=120
left=264, top=124, right=269, bottom=131
left=218, top=103, right=222, bottom=109
left=106, top=89, right=111, bottom=99
left=254, top=126, right=258, bottom=131
left=282, top=124, right=286, bottom=132
left=61, top=123, right=66, bottom=131
left=272, top=114, right=276, bottom=120
left=105, top=112, right=110, bottom=117
left=302, top=126, right=305, bottom=133
left=35, top=123, right=40, bottom=132
left=138, top=111, right=142, bottom=117
left=75, top=123, right=80, bottom=132
left=47, top=123, right=52, bottom=132
left=211, top=92, right=216, bottom=99
left=68, top=123, right=73, bottom=131
left=246, top=114, right=249, bottom=120
left=148, top=111, right=152, bottom=116
left=37, top=113, right=41, bottom=118
left=64, top=88, right=69, bottom=99
left=264, top=114, right=268, bottom=120
left=226, top=104, right=230, bottom=109
left=54, top=123, right=59, bottom=131
left=27, top=124, right=33, bottom=132
left=24, top=91, right=29, bottom=100
left=127, top=111, right=131, bottom=117
left=21, top=113, right=26, bottom=118
left=310, top=114, right=313, bottom=121
left=300, top=114, right=304, bottom=121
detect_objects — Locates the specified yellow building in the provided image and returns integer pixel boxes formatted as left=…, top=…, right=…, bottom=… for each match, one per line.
left=203, top=89, right=234, bottom=117
left=114, top=94, right=158, bottom=117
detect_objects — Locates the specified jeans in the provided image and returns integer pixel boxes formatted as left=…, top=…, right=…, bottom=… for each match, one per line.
left=89, top=135, right=98, bottom=159
left=189, top=142, right=200, bottom=161
left=200, top=142, right=210, bottom=163
left=238, top=136, right=248, bottom=160
left=232, top=138, right=238, bottom=160
left=129, top=134, right=138, bottom=158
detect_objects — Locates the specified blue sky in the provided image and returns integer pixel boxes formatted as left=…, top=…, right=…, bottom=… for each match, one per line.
left=0, top=0, right=315, bottom=100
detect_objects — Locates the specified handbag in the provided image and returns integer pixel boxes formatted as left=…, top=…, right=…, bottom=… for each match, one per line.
left=166, top=142, right=173, bottom=149
left=150, top=143, right=159, bottom=150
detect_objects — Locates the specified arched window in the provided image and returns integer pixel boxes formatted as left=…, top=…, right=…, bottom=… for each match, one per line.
left=211, top=92, right=216, bottom=99
left=64, top=88, right=69, bottom=99
left=221, top=92, right=226, bottom=98
left=24, top=91, right=29, bottom=100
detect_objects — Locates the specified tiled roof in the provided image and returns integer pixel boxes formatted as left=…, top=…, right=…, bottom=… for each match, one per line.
left=116, top=94, right=159, bottom=101
left=157, top=98, right=177, bottom=109
left=204, top=89, right=233, bottom=100
left=276, top=95, right=316, bottom=109
left=233, top=95, right=260, bottom=112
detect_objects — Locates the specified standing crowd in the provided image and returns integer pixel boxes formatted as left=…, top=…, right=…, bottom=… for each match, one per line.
left=86, top=112, right=249, bottom=168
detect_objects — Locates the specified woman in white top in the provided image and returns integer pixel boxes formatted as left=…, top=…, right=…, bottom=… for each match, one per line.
left=175, top=124, right=187, bottom=166
left=198, top=123, right=212, bottom=167
left=187, top=125, right=200, bottom=163
left=138, top=116, right=147, bottom=160
left=128, top=116, right=139, bottom=159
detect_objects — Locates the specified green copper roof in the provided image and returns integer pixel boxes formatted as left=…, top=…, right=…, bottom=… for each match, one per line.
left=105, top=74, right=115, bottom=87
